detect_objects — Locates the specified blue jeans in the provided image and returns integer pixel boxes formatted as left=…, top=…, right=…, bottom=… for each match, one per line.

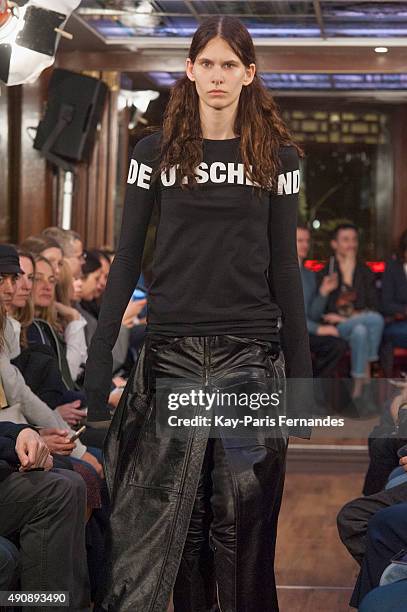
left=337, top=311, right=385, bottom=378
left=359, top=579, right=407, bottom=612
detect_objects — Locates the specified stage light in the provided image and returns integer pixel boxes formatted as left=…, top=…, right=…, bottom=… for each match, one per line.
left=374, top=47, right=389, bottom=53
left=0, top=0, right=81, bottom=86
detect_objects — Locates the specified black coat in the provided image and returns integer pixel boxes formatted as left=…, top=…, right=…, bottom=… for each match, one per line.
left=318, top=259, right=379, bottom=314
left=381, top=257, right=407, bottom=317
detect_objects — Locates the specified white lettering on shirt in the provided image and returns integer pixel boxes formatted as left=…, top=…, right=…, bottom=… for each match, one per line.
left=209, top=162, right=227, bottom=183
left=277, top=170, right=300, bottom=195
left=127, top=158, right=300, bottom=193
left=127, top=159, right=153, bottom=190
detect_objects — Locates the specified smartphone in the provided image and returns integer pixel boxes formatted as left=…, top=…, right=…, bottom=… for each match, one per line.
left=69, top=425, right=86, bottom=443
left=391, top=549, right=407, bottom=565
left=328, top=255, right=335, bottom=275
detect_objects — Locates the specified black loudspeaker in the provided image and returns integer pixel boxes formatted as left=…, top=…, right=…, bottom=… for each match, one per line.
left=34, top=68, right=108, bottom=163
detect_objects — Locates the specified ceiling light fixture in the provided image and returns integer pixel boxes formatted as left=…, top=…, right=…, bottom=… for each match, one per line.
left=0, top=0, right=81, bottom=86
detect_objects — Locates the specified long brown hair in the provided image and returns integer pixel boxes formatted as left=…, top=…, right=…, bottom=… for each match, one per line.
left=33, top=256, right=64, bottom=335
left=159, top=16, right=300, bottom=191
left=12, top=249, right=35, bottom=349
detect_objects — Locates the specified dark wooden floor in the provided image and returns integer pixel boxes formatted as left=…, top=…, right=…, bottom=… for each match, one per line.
left=275, top=463, right=365, bottom=612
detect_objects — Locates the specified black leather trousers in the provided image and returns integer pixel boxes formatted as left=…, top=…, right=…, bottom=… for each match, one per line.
left=148, top=335, right=288, bottom=612
left=102, top=334, right=288, bottom=612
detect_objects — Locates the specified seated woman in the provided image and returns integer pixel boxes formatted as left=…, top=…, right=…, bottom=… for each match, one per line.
left=382, top=229, right=407, bottom=349
left=0, top=303, right=102, bottom=478
left=9, top=250, right=87, bottom=422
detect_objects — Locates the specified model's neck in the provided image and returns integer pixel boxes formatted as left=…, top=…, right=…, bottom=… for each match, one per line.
left=199, top=98, right=239, bottom=140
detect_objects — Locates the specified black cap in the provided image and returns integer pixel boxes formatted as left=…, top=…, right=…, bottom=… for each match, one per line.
left=0, top=244, right=24, bottom=275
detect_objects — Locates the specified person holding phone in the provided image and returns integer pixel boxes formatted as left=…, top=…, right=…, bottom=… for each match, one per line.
left=0, top=422, right=90, bottom=609
left=85, top=16, right=313, bottom=612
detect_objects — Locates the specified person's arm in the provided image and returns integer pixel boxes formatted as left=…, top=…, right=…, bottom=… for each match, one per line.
left=84, top=136, right=158, bottom=420
left=64, top=315, right=88, bottom=381
left=268, top=147, right=313, bottom=379
left=0, top=354, right=87, bottom=459
left=381, top=260, right=407, bottom=316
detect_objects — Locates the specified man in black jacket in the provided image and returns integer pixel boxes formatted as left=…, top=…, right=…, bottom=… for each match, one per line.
left=0, top=422, right=90, bottom=611
left=318, top=223, right=384, bottom=398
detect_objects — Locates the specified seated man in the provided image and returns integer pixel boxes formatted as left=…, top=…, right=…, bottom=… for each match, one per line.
left=317, top=223, right=384, bottom=398
left=0, top=421, right=90, bottom=611
left=348, top=503, right=407, bottom=608
left=297, top=225, right=348, bottom=378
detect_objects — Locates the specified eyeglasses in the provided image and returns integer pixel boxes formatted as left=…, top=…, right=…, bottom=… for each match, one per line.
left=0, top=273, right=20, bottom=285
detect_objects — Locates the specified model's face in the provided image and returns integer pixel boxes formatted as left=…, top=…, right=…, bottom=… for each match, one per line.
left=186, top=37, right=255, bottom=112
left=332, top=229, right=359, bottom=258
left=12, top=256, right=34, bottom=308
left=32, top=260, right=56, bottom=308
left=296, top=228, right=310, bottom=260
left=42, top=247, right=63, bottom=281
left=94, top=257, right=110, bottom=298
left=81, top=269, right=102, bottom=301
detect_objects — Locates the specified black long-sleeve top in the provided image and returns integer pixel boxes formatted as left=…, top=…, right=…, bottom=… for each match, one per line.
left=84, top=132, right=312, bottom=416
left=381, top=258, right=407, bottom=317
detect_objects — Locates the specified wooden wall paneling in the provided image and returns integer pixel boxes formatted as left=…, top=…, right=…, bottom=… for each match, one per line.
left=0, top=85, right=10, bottom=242
left=72, top=162, right=88, bottom=242
left=391, top=105, right=407, bottom=248
left=85, top=119, right=99, bottom=248
left=105, top=88, right=119, bottom=249
left=17, top=73, right=53, bottom=241
left=94, top=91, right=108, bottom=248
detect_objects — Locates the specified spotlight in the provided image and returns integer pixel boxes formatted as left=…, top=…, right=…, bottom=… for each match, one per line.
left=374, top=47, right=389, bottom=53
left=0, top=0, right=81, bottom=86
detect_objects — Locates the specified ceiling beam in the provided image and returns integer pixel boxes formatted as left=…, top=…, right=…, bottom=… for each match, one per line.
left=56, top=47, right=407, bottom=74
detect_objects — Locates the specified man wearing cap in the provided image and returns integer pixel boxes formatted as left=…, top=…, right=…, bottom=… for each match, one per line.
left=0, top=244, right=24, bottom=310
left=0, top=245, right=25, bottom=359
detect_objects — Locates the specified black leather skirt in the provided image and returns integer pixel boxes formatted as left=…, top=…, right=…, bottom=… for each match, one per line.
left=100, top=335, right=289, bottom=612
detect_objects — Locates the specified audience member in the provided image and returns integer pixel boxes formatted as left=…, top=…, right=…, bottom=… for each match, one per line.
left=381, top=228, right=407, bottom=349
left=297, top=225, right=348, bottom=378
left=0, top=421, right=91, bottom=610
left=20, top=235, right=64, bottom=281
left=318, top=223, right=384, bottom=397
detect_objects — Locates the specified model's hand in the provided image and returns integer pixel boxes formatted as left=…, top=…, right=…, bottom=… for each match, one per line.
left=56, top=400, right=87, bottom=426
left=323, top=313, right=346, bottom=324
left=39, top=428, right=76, bottom=456
left=319, top=273, right=338, bottom=297
left=15, top=428, right=53, bottom=471
left=81, top=451, right=104, bottom=479
left=316, top=324, right=340, bottom=337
